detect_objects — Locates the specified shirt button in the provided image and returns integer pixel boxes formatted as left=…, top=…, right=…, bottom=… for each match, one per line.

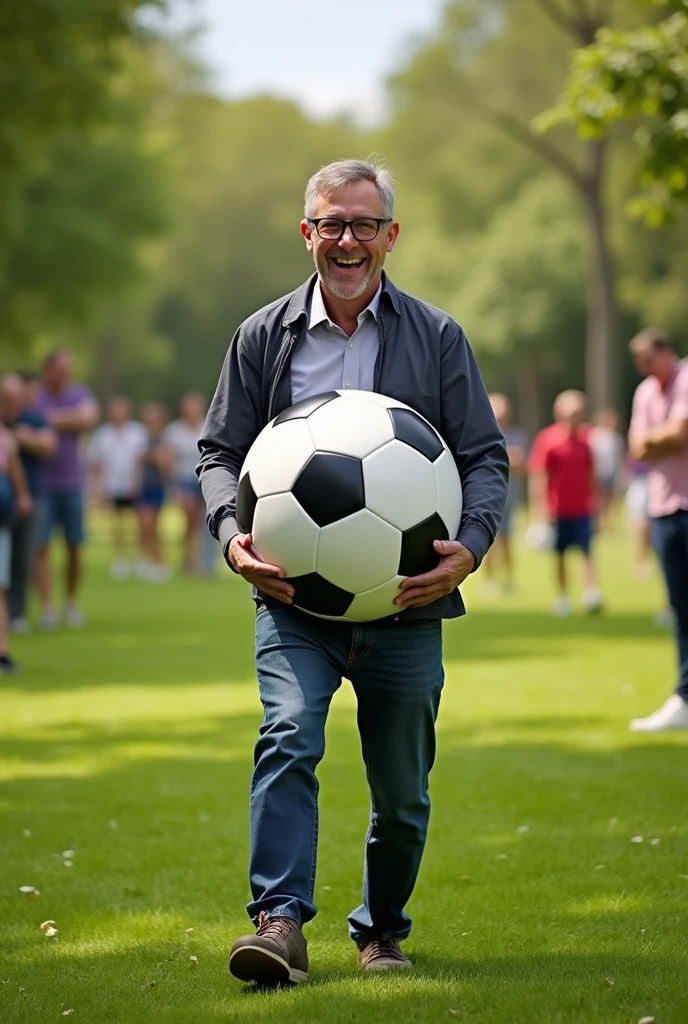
left=345, top=381, right=351, bottom=387
left=349, top=342, right=355, bottom=348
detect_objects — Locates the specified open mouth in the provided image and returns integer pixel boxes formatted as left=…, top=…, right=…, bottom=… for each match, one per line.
left=331, top=257, right=366, bottom=269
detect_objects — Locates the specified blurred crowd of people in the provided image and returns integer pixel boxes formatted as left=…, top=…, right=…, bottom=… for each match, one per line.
left=1, top=332, right=686, bottom=734
left=486, top=326, right=688, bottom=731
left=0, top=350, right=216, bottom=674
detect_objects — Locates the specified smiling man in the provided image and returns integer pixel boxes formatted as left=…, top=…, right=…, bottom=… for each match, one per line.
left=198, top=160, right=508, bottom=984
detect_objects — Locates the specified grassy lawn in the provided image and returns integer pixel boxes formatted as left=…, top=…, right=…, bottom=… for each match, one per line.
left=2, top=513, right=687, bottom=1023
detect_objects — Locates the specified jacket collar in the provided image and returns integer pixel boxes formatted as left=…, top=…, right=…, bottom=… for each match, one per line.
left=283, top=270, right=401, bottom=327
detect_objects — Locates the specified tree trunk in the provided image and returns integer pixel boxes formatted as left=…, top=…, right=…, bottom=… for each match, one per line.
left=580, top=139, right=620, bottom=413
left=513, top=356, right=543, bottom=438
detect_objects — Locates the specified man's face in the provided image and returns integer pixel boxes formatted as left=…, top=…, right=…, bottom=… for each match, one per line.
left=44, top=354, right=72, bottom=392
left=108, top=397, right=130, bottom=426
left=301, top=180, right=399, bottom=301
left=633, top=345, right=674, bottom=384
left=0, top=378, right=24, bottom=422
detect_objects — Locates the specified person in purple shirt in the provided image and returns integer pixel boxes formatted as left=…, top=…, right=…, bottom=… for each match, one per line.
left=35, top=351, right=99, bottom=629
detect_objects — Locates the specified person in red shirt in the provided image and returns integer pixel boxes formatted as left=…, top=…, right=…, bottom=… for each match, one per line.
left=528, top=390, right=603, bottom=616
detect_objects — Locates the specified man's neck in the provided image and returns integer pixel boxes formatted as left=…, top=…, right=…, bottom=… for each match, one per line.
left=318, top=277, right=381, bottom=336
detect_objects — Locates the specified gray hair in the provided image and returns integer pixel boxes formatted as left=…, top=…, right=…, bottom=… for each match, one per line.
left=304, top=159, right=395, bottom=220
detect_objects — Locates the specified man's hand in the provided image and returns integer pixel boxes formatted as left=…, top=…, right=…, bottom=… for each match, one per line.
left=395, top=539, right=475, bottom=609
left=228, top=533, right=294, bottom=605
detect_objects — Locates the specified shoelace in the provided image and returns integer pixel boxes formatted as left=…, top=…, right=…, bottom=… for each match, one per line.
left=256, top=912, right=294, bottom=941
left=363, top=938, right=406, bottom=962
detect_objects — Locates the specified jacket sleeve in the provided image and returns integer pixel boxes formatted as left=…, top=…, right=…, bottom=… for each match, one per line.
left=440, top=323, right=509, bottom=568
left=196, top=325, right=265, bottom=558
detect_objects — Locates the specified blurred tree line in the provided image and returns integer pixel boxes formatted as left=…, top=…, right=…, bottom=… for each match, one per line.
left=1, top=0, right=686, bottom=436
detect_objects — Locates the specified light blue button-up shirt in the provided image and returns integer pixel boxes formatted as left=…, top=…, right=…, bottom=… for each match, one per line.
left=290, top=281, right=381, bottom=403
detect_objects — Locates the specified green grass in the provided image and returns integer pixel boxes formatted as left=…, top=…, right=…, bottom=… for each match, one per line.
left=2, top=514, right=687, bottom=1023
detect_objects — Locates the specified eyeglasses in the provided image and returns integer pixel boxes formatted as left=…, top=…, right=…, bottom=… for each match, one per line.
left=307, top=217, right=392, bottom=241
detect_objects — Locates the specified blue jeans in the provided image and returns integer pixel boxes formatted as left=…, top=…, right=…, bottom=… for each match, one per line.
left=249, top=605, right=444, bottom=944
left=651, top=510, right=688, bottom=700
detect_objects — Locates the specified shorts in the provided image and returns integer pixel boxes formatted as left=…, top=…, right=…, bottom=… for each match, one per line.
left=0, top=527, right=10, bottom=588
left=555, top=516, right=592, bottom=554
left=38, top=491, right=85, bottom=547
left=138, top=486, right=165, bottom=510
left=111, top=495, right=136, bottom=511
left=625, top=478, right=649, bottom=523
left=498, top=495, right=516, bottom=537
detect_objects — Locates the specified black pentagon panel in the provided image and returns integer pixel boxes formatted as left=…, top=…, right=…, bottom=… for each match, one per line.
left=291, top=573, right=354, bottom=617
left=292, top=452, right=365, bottom=527
left=389, top=407, right=444, bottom=462
left=274, top=391, right=340, bottom=425
left=236, top=473, right=258, bottom=534
left=399, top=513, right=449, bottom=577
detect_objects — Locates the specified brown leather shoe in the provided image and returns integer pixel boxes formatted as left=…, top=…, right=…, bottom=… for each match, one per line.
left=358, top=937, right=413, bottom=971
left=229, top=912, right=308, bottom=985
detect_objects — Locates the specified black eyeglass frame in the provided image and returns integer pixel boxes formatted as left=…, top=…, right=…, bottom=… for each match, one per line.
left=307, top=217, right=393, bottom=241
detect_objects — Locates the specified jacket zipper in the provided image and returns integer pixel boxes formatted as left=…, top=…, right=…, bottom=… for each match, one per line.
left=268, top=329, right=298, bottom=418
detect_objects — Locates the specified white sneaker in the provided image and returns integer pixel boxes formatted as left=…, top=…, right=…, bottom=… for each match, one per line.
left=553, top=595, right=572, bottom=617
left=149, top=564, right=171, bottom=583
left=584, top=588, right=603, bottom=614
left=630, top=694, right=688, bottom=732
left=10, top=617, right=31, bottom=634
left=39, top=609, right=58, bottom=631
left=109, top=560, right=131, bottom=580
left=64, top=603, right=85, bottom=629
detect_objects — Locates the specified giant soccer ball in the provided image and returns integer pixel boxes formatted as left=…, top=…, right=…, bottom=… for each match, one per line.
left=236, top=390, right=462, bottom=621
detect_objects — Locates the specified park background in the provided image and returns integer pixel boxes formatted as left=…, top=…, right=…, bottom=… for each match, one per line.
left=2, top=1, right=688, bottom=1022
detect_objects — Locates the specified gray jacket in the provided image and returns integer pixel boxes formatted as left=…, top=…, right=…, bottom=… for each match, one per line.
left=197, top=272, right=508, bottom=619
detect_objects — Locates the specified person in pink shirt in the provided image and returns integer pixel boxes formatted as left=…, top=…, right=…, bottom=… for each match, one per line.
left=628, top=327, right=688, bottom=731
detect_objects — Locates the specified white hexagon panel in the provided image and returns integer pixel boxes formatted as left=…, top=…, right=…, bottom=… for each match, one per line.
left=307, top=393, right=394, bottom=459
left=345, top=575, right=406, bottom=622
left=316, top=508, right=401, bottom=594
left=252, top=492, right=319, bottom=578
left=363, top=439, right=437, bottom=531
left=249, top=418, right=315, bottom=497
left=434, top=450, right=463, bottom=539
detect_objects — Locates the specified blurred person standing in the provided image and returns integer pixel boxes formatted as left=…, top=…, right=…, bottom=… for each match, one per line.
left=0, top=419, right=33, bottom=672
left=528, top=390, right=602, bottom=616
left=35, top=351, right=99, bottom=629
left=483, top=394, right=527, bottom=592
left=628, top=328, right=688, bottom=731
left=164, top=392, right=207, bottom=574
left=89, top=396, right=146, bottom=579
left=19, top=370, right=41, bottom=410
left=590, top=407, right=625, bottom=530
left=137, top=401, right=172, bottom=582
left=0, top=375, right=56, bottom=632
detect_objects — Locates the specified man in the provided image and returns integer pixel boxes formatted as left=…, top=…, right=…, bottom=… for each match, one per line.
left=197, top=159, right=508, bottom=984
left=628, top=328, right=688, bottom=731
left=0, top=375, right=56, bottom=632
left=528, top=390, right=603, bottom=616
left=483, top=393, right=527, bottom=593
left=0, top=417, right=33, bottom=672
left=35, top=351, right=99, bottom=629
left=89, top=395, right=146, bottom=579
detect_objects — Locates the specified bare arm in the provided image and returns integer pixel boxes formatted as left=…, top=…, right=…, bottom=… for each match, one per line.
left=507, top=443, right=527, bottom=476
left=47, top=398, right=99, bottom=434
left=528, top=470, right=549, bottom=520
left=13, top=423, right=57, bottom=459
left=629, top=419, right=688, bottom=462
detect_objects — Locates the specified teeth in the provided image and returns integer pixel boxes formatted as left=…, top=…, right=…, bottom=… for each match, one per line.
left=335, top=258, right=364, bottom=265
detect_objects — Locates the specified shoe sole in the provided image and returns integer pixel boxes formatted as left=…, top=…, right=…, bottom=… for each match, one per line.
left=229, top=945, right=308, bottom=985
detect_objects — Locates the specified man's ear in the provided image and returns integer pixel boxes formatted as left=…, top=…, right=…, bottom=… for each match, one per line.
left=385, top=221, right=400, bottom=253
left=300, top=219, right=314, bottom=252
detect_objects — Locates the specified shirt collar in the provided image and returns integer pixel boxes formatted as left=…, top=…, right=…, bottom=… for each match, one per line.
left=308, top=281, right=382, bottom=331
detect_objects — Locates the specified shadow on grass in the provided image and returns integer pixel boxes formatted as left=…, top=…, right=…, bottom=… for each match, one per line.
left=12, top=606, right=668, bottom=694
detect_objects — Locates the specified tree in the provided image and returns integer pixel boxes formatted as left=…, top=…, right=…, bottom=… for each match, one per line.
left=388, top=0, right=635, bottom=411
left=0, top=2, right=172, bottom=356
left=537, top=0, right=688, bottom=225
